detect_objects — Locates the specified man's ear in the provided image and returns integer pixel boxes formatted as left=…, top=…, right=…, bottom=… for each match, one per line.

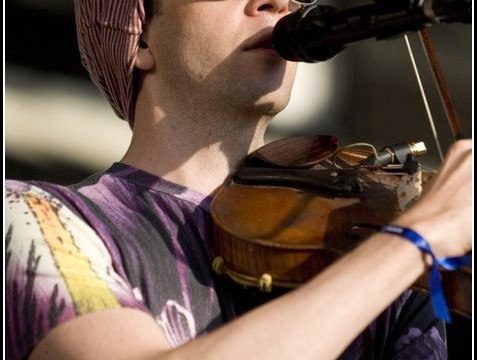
left=135, top=40, right=154, bottom=70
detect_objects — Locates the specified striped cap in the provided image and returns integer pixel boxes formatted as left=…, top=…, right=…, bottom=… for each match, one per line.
left=74, top=0, right=146, bottom=122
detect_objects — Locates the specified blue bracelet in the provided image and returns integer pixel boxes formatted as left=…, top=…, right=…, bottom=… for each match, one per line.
left=380, top=225, right=472, bottom=323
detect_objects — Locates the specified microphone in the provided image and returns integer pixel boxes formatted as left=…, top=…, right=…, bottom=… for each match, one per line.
left=360, top=141, right=427, bottom=167
left=272, top=0, right=471, bottom=62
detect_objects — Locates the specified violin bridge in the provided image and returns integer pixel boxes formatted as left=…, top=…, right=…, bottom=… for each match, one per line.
left=397, top=169, right=423, bottom=211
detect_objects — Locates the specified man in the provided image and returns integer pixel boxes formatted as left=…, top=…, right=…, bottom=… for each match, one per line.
left=5, top=1, right=472, bottom=359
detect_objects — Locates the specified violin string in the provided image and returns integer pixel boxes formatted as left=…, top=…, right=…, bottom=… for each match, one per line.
left=403, top=34, right=445, bottom=162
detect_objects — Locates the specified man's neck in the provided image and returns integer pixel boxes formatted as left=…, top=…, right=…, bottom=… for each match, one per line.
left=121, top=106, right=271, bottom=195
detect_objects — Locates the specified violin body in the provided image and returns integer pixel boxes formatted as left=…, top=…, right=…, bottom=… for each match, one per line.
left=212, top=174, right=398, bottom=287
left=211, top=135, right=471, bottom=318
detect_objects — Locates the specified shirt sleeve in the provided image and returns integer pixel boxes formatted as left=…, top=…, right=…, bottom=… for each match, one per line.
left=387, top=291, right=447, bottom=360
left=5, top=181, right=148, bottom=360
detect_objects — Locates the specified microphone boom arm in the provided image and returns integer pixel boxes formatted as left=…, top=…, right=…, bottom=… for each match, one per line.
left=273, top=0, right=471, bottom=62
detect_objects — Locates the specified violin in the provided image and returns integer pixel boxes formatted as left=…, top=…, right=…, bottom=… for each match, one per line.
left=211, top=135, right=471, bottom=319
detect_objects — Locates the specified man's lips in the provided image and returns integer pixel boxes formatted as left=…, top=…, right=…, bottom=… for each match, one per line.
left=246, top=39, right=274, bottom=50
left=244, top=33, right=278, bottom=54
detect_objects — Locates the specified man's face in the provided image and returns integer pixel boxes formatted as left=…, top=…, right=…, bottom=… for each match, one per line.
left=142, top=0, right=301, bottom=116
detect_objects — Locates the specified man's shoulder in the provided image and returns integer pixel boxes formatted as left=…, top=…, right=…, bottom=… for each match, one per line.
left=6, top=178, right=65, bottom=199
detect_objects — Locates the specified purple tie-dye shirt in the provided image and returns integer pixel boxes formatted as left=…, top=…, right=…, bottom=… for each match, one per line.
left=5, top=163, right=446, bottom=359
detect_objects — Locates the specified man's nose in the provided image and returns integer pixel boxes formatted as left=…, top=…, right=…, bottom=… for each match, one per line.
left=244, top=0, right=294, bottom=16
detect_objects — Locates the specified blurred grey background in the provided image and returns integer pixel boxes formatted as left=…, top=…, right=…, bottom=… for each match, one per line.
left=4, top=1, right=473, bottom=358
